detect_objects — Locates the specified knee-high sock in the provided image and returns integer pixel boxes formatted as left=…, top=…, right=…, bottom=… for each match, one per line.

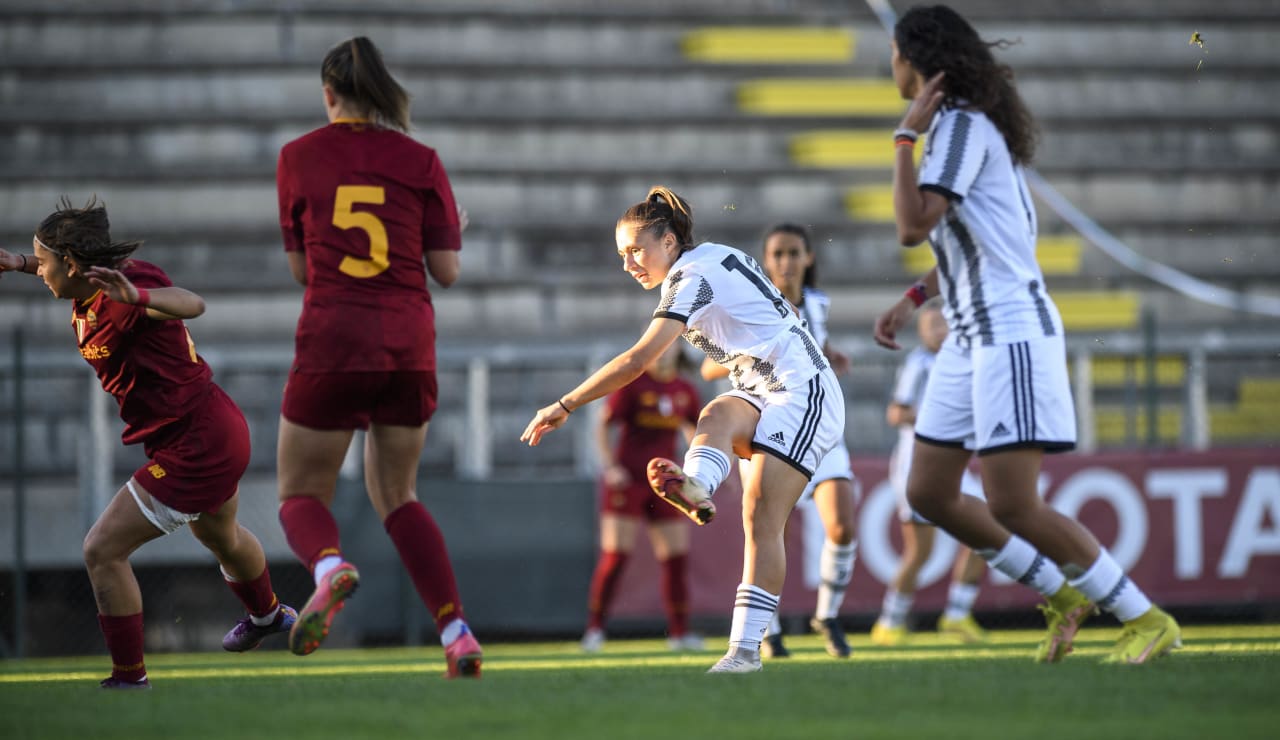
left=659, top=554, right=690, bottom=637
left=586, top=551, right=629, bottom=631
left=384, top=501, right=466, bottom=630
left=979, top=536, right=1065, bottom=598
left=1069, top=549, right=1152, bottom=622
left=815, top=539, right=857, bottom=620
left=221, top=566, right=279, bottom=620
left=877, top=589, right=914, bottom=629
left=682, top=445, right=731, bottom=495
left=98, top=613, right=146, bottom=683
left=278, top=496, right=342, bottom=571
left=729, top=584, right=779, bottom=651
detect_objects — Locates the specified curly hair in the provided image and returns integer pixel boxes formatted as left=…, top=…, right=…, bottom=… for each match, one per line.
left=894, top=5, right=1037, bottom=165
left=35, top=196, right=142, bottom=269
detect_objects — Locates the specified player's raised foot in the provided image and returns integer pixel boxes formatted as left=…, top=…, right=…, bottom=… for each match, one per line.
left=937, top=614, right=989, bottom=644
left=1035, top=584, right=1097, bottom=663
left=290, top=561, right=359, bottom=656
left=580, top=627, right=605, bottom=653
left=444, top=624, right=483, bottom=679
left=99, top=676, right=151, bottom=690
left=870, top=622, right=908, bottom=647
left=707, top=646, right=762, bottom=673
left=760, top=632, right=790, bottom=659
left=222, top=604, right=298, bottom=652
left=1103, top=607, right=1181, bottom=665
left=811, top=617, right=851, bottom=658
left=646, top=458, right=716, bottom=525
left=667, top=633, right=705, bottom=652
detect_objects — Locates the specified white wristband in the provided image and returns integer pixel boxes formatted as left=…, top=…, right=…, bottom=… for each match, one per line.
left=893, top=127, right=919, bottom=142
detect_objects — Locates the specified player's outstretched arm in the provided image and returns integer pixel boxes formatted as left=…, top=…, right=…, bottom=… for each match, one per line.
left=875, top=269, right=939, bottom=350
left=0, top=248, right=35, bottom=279
left=85, top=266, right=206, bottom=320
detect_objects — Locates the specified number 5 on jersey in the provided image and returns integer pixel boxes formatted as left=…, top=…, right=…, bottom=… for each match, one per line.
left=334, top=185, right=389, bottom=278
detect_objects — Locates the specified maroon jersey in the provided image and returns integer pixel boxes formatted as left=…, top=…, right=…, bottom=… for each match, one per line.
left=606, top=373, right=701, bottom=474
left=71, top=260, right=213, bottom=445
left=276, top=121, right=461, bottom=373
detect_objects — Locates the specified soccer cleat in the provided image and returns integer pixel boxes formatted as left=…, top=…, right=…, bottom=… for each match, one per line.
left=1035, top=584, right=1098, bottom=663
left=222, top=604, right=298, bottom=652
left=580, top=628, right=605, bottom=653
left=667, top=633, right=706, bottom=652
left=1103, top=607, right=1181, bottom=665
left=99, top=676, right=151, bottom=690
left=707, top=646, right=762, bottom=673
left=760, top=632, right=790, bottom=659
left=444, top=625, right=483, bottom=679
left=869, top=622, right=908, bottom=647
left=811, top=617, right=851, bottom=658
left=937, top=614, right=989, bottom=644
left=290, top=561, right=360, bottom=656
left=646, top=458, right=716, bottom=525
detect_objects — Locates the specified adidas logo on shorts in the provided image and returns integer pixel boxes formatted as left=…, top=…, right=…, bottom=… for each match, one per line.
left=991, top=422, right=1011, bottom=438
left=767, top=431, right=786, bottom=445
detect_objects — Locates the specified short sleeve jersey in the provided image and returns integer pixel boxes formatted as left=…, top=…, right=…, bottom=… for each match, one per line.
left=918, top=106, right=1063, bottom=346
left=71, top=260, right=213, bottom=445
left=797, top=286, right=832, bottom=349
left=605, top=372, right=701, bottom=474
left=276, top=122, right=461, bottom=373
left=891, top=345, right=936, bottom=450
left=654, top=242, right=827, bottom=396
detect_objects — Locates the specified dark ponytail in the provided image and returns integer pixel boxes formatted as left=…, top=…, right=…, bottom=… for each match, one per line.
left=321, top=36, right=411, bottom=132
left=617, top=186, right=695, bottom=248
left=35, top=196, right=141, bottom=269
left=763, top=222, right=817, bottom=288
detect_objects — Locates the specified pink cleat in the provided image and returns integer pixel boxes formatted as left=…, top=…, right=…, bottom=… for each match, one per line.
left=444, top=624, right=483, bottom=679
left=646, top=458, right=716, bottom=525
left=290, top=562, right=359, bottom=656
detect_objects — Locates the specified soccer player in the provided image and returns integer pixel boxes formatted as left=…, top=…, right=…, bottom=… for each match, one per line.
left=580, top=343, right=704, bottom=653
left=874, top=5, right=1179, bottom=663
left=0, top=198, right=295, bottom=690
left=872, top=306, right=990, bottom=646
left=702, top=223, right=858, bottom=659
left=273, top=37, right=482, bottom=678
left=522, top=187, right=845, bottom=673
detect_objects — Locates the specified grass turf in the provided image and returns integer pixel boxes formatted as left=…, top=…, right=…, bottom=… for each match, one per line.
left=2, top=624, right=1277, bottom=740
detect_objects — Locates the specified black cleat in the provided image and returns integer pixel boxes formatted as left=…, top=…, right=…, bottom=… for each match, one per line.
left=811, top=617, right=851, bottom=658
left=760, top=632, right=790, bottom=659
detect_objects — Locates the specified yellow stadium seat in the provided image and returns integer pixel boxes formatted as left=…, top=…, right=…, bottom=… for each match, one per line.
left=896, top=232, right=1082, bottom=277
left=738, top=78, right=905, bottom=116
left=1210, top=406, right=1280, bottom=439
left=843, top=185, right=895, bottom=222
left=790, top=129, right=922, bottom=168
left=1095, top=407, right=1181, bottom=444
left=682, top=27, right=855, bottom=63
left=1052, top=291, right=1140, bottom=331
left=1089, top=356, right=1187, bottom=386
left=1239, top=378, right=1280, bottom=404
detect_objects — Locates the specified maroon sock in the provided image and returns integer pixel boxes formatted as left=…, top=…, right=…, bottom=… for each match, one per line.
left=224, top=567, right=279, bottom=618
left=98, top=613, right=147, bottom=682
left=279, top=496, right=342, bottom=571
left=586, top=551, right=629, bottom=631
left=383, top=501, right=466, bottom=629
left=660, top=554, right=690, bottom=637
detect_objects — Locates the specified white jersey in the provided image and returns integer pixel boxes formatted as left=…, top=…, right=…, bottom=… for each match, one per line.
left=891, top=346, right=936, bottom=451
left=796, top=286, right=831, bottom=349
left=655, top=242, right=827, bottom=396
left=919, top=106, right=1064, bottom=346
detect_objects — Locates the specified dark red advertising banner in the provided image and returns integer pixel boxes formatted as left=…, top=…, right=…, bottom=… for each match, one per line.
left=608, top=447, right=1280, bottom=619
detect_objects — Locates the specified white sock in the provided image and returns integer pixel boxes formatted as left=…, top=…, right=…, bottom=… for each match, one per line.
left=250, top=606, right=281, bottom=626
left=1069, top=550, right=1152, bottom=623
left=682, top=445, right=731, bottom=495
left=728, top=583, right=779, bottom=652
left=313, top=555, right=343, bottom=587
left=943, top=582, right=980, bottom=621
left=980, top=536, right=1065, bottom=598
left=814, top=539, right=857, bottom=620
left=765, top=613, right=782, bottom=638
left=877, top=589, right=914, bottom=629
left=440, top=619, right=468, bottom=647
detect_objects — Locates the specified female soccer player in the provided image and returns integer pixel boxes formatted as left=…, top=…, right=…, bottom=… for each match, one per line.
left=273, top=36, right=481, bottom=678
left=872, top=306, right=989, bottom=646
left=580, top=343, right=703, bottom=653
left=522, top=186, right=844, bottom=673
left=0, top=198, right=294, bottom=689
left=874, top=5, right=1179, bottom=663
left=702, top=223, right=857, bottom=659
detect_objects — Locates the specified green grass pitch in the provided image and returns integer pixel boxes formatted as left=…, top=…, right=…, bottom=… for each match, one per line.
left=2, top=624, right=1277, bottom=740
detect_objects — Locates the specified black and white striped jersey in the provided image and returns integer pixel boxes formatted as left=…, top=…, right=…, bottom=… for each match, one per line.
left=797, top=286, right=831, bottom=350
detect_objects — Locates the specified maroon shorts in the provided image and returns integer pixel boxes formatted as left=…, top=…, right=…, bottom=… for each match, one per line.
left=281, top=370, right=438, bottom=430
left=600, top=479, right=684, bottom=522
left=135, top=384, right=251, bottom=515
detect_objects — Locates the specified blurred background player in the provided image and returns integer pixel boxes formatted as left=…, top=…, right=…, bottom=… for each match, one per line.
left=580, top=343, right=703, bottom=653
left=874, top=5, right=1179, bottom=663
left=273, top=37, right=482, bottom=678
left=872, top=306, right=988, bottom=646
left=0, top=198, right=295, bottom=689
left=522, top=187, right=844, bottom=672
left=703, top=223, right=858, bottom=659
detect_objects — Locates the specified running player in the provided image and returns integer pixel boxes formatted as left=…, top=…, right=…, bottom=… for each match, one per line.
left=522, top=187, right=844, bottom=672
left=273, top=37, right=482, bottom=677
left=874, top=5, right=1179, bottom=663
left=872, top=306, right=989, bottom=646
left=0, top=198, right=295, bottom=689
left=580, top=343, right=703, bottom=653
left=702, top=223, right=857, bottom=659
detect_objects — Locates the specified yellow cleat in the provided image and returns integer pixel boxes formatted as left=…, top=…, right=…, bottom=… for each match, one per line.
left=937, top=614, right=989, bottom=643
left=1103, top=607, right=1181, bottom=665
left=870, top=622, right=908, bottom=647
left=1035, top=584, right=1098, bottom=663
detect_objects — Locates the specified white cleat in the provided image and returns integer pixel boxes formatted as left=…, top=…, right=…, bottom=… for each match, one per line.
left=707, top=646, right=762, bottom=673
left=580, top=628, right=605, bottom=653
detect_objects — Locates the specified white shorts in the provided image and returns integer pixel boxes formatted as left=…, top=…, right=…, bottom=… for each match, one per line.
left=914, top=334, right=1077, bottom=455
left=888, top=437, right=984, bottom=524
left=128, top=478, right=200, bottom=534
left=723, top=368, right=845, bottom=479
left=799, top=442, right=854, bottom=503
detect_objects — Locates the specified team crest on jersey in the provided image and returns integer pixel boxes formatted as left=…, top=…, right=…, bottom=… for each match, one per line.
left=148, top=463, right=167, bottom=479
